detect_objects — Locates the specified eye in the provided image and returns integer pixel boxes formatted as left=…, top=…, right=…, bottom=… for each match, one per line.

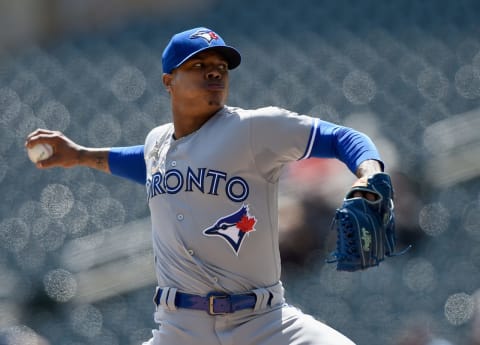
left=218, top=222, right=234, bottom=230
left=218, top=63, right=228, bottom=71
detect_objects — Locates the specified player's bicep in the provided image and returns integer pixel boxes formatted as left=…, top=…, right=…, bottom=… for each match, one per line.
left=108, top=145, right=146, bottom=185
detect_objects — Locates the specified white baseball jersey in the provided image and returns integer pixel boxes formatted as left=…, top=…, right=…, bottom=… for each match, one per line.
left=141, top=105, right=358, bottom=345
left=144, top=106, right=314, bottom=295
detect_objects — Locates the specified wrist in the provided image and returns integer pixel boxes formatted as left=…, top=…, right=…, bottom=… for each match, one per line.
left=355, top=159, right=382, bottom=178
left=76, top=146, right=88, bottom=166
left=78, top=147, right=110, bottom=173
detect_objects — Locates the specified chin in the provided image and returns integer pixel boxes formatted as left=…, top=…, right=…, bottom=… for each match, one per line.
left=208, top=100, right=223, bottom=107
left=206, top=95, right=226, bottom=107
left=206, top=90, right=227, bottom=105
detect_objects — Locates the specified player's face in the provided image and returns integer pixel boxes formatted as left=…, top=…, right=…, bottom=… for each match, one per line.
left=164, top=50, right=230, bottom=115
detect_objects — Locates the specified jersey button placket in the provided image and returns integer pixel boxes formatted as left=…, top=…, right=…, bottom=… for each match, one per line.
left=176, top=213, right=184, bottom=221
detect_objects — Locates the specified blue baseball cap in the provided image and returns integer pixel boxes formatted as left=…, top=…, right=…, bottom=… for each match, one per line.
left=162, top=27, right=241, bottom=74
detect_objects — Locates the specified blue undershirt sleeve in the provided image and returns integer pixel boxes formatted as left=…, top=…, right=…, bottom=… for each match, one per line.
left=307, top=119, right=384, bottom=173
left=108, top=145, right=146, bottom=185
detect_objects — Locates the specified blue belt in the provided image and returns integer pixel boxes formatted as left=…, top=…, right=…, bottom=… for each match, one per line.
left=154, top=289, right=270, bottom=315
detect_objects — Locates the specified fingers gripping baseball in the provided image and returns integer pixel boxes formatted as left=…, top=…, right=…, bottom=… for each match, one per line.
left=25, top=129, right=84, bottom=169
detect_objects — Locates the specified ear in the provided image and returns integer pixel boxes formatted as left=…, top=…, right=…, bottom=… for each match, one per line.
left=162, top=73, right=173, bottom=92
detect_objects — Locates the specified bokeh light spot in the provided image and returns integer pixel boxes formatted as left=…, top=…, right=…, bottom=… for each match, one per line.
left=111, top=66, right=146, bottom=102
left=463, top=201, right=480, bottom=240
left=87, top=113, right=122, bottom=147
left=417, top=68, right=449, bottom=100
left=37, top=100, right=71, bottom=131
left=43, top=268, right=77, bottom=302
left=40, top=183, right=74, bottom=219
left=91, top=197, right=126, bottom=231
left=0, top=87, right=22, bottom=125
left=70, top=304, right=103, bottom=337
left=342, top=70, right=376, bottom=105
left=0, top=218, right=30, bottom=253
left=32, top=217, right=66, bottom=252
left=402, top=257, right=436, bottom=292
left=418, top=202, right=450, bottom=236
left=444, top=292, right=475, bottom=325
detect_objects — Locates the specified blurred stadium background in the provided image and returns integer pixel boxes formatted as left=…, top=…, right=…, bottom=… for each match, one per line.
left=1, top=0, right=480, bottom=344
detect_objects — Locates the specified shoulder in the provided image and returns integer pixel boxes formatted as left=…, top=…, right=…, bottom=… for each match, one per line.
left=145, top=123, right=172, bottom=142
left=144, top=123, right=172, bottom=153
left=230, top=106, right=314, bottom=129
left=225, top=105, right=295, bottom=121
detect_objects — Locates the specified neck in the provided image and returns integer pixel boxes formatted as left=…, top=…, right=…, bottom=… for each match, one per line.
left=172, top=105, right=223, bottom=139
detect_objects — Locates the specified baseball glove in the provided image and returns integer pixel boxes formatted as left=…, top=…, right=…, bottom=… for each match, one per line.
left=327, top=172, right=409, bottom=271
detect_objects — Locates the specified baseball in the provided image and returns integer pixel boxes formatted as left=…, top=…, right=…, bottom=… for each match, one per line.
left=27, top=143, right=53, bottom=163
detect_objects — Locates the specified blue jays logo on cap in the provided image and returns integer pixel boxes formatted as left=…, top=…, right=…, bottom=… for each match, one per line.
left=203, top=204, right=256, bottom=255
left=162, top=27, right=241, bottom=74
left=190, top=29, right=220, bottom=44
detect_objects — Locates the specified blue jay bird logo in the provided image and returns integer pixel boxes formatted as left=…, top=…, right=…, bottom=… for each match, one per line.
left=190, top=29, right=220, bottom=44
left=203, top=204, right=256, bottom=255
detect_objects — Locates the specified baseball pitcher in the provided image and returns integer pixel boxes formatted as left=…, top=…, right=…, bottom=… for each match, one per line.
left=26, top=27, right=400, bottom=345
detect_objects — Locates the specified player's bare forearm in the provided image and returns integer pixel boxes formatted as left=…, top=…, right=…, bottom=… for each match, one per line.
left=25, top=129, right=111, bottom=174
left=355, top=159, right=382, bottom=179
left=77, top=147, right=111, bottom=173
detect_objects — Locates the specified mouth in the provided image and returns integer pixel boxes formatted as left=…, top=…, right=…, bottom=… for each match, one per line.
left=205, top=82, right=225, bottom=91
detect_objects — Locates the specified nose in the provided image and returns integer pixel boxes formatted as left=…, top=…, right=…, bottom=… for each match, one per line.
left=206, top=67, right=222, bottom=80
